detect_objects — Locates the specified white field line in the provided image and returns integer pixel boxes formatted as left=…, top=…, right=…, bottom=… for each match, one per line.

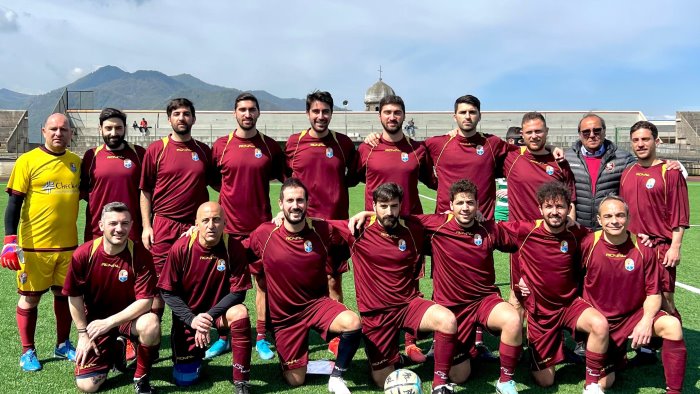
left=419, top=194, right=437, bottom=201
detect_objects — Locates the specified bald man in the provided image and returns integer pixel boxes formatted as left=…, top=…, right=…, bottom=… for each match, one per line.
left=3, top=113, right=81, bottom=371
left=158, top=202, right=253, bottom=393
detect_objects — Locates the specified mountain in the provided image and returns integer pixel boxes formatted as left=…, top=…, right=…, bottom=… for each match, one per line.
left=0, top=66, right=307, bottom=142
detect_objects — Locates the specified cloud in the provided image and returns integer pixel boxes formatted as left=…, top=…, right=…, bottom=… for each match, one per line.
left=0, top=8, right=19, bottom=32
left=69, top=67, right=87, bottom=79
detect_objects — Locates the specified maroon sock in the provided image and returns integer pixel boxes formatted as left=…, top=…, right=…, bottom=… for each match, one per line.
left=475, top=326, right=484, bottom=344
left=134, top=344, right=159, bottom=379
left=433, top=331, right=456, bottom=387
left=404, top=332, right=416, bottom=347
left=17, top=306, right=38, bottom=353
left=151, top=307, right=164, bottom=320
left=53, top=295, right=72, bottom=345
left=499, top=342, right=521, bottom=382
left=585, top=350, right=605, bottom=386
left=661, top=338, right=686, bottom=394
left=255, top=319, right=266, bottom=342
left=671, top=309, right=682, bottom=326
left=230, top=318, right=251, bottom=382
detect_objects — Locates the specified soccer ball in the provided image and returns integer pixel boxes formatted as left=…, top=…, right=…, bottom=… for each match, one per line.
left=384, top=368, right=423, bottom=394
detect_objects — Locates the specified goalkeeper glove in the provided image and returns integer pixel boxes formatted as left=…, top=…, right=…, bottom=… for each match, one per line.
left=1, top=235, right=24, bottom=271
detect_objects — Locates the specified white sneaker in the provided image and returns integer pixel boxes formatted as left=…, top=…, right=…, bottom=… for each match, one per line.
left=582, top=383, right=604, bottom=394
left=328, top=376, right=351, bottom=394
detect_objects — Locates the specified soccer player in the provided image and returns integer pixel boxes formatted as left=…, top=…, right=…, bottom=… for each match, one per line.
left=140, top=98, right=214, bottom=317
left=494, top=126, right=524, bottom=222
left=328, top=183, right=458, bottom=394
left=158, top=202, right=252, bottom=393
left=514, top=182, right=608, bottom=393
left=581, top=195, right=686, bottom=393
left=64, top=202, right=160, bottom=394
left=2, top=113, right=79, bottom=371
left=246, top=178, right=362, bottom=394
left=210, top=92, right=284, bottom=361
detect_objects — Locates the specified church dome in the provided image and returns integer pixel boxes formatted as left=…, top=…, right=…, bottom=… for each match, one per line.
left=364, top=79, right=395, bottom=110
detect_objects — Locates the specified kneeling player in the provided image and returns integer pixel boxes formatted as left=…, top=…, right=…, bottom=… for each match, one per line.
left=158, top=202, right=252, bottom=393
left=247, top=178, right=361, bottom=394
left=582, top=195, right=686, bottom=393
left=64, top=202, right=160, bottom=393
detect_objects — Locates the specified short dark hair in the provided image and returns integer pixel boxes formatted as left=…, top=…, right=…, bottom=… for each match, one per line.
left=578, top=113, right=606, bottom=132
left=99, top=108, right=127, bottom=126
left=235, top=92, right=260, bottom=111
left=454, top=95, right=481, bottom=113
left=279, top=177, right=308, bottom=201
left=598, top=194, right=629, bottom=216
left=373, top=182, right=403, bottom=203
left=101, top=201, right=131, bottom=221
left=379, top=95, right=405, bottom=113
left=166, top=98, right=196, bottom=118
left=536, top=181, right=571, bottom=207
left=505, top=126, right=522, bottom=140
left=630, top=120, right=658, bottom=139
left=521, top=112, right=547, bottom=128
left=306, top=91, right=334, bottom=113
left=449, top=179, right=478, bottom=202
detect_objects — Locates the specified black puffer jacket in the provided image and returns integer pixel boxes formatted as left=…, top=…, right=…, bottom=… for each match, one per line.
left=565, top=139, right=636, bottom=229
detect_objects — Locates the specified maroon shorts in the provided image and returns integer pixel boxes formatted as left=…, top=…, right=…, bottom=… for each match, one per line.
left=74, top=321, right=133, bottom=377
left=449, top=293, right=505, bottom=364
left=171, top=315, right=229, bottom=364
left=603, top=309, right=669, bottom=374
left=650, top=242, right=675, bottom=293
left=272, top=297, right=347, bottom=371
left=152, top=215, right=192, bottom=276
left=527, top=297, right=592, bottom=371
left=361, top=297, right=435, bottom=370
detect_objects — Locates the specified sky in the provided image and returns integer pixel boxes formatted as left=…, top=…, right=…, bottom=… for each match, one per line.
left=1, top=0, right=699, bottom=119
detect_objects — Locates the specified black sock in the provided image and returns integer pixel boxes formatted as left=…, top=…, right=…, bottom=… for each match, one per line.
left=331, top=329, right=361, bottom=378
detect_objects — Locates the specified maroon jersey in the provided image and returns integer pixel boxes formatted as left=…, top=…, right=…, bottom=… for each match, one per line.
left=619, top=161, right=689, bottom=241
left=425, top=133, right=513, bottom=219
left=358, top=136, right=434, bottom=216
left=503, top=147, right=576, bottom=221
left=246, top=219, right=348, bottom=324
left=81, top=143, right=146, bottom=241
left=416, top=215, right=517, bottom=306
left=63, top=238, right=156, bottom=321
left=328, top=216, right=424, bottom=314
left=582, top=231, right=659, bottom=322
left=502, top=220, right=590, bottom=315
left=139, top=135, right=213, bottom=224
left=157, top=232, right=251, bottom=313
left=285, top=129, right=359, bottom=219
left=212, top=131, right=284, bottom=235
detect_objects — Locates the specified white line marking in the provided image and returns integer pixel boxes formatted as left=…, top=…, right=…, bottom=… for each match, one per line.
left=675, top=281, right=700, bottom=295
left=419, top=194, right=436, bottom=201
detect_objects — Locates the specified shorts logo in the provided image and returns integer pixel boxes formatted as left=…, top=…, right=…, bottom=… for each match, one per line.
left=474, top=234, right=483, bottom=246
left=476, top=145, right=484, bottom=156
left=546, top=165, right=554, bottom=176
left=401, top=152, right=409, bottom=163
left=646, top=178, right=655, bottom=189
left=19, top=272, right=27, bottom=284
left=560, top=240, right=568, bottom=253
left=191, top=152, right=199, bottom=161
left=70, top=163, right=77, bottom=172
left=326, top=147, right=334, bottom=158
left=216, top=259, right=226, bottom=272
left=118, top=269, right=128, bottom=282
left=398, top=239, right=407, bottom=251
left=605, top=162, right=615, bottom=172
left=304, top=240, right=313, bottom=253
left=254, top=148, right=263, bottom=159
left=124, top=159, right=133, bottom=169
left=625, top=258, right=635, bottom=271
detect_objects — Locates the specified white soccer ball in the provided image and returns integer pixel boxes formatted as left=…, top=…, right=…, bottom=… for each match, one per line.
left=384, top=368, right=423, bottom=394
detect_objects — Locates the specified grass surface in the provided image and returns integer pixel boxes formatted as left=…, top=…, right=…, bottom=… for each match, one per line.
left=0, top=182, right=698, bottom=393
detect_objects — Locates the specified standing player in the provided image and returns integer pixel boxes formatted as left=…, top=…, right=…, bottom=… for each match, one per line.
left=247, top=178, right=362, bottom=394
left=158, top=202, right=252, bottom=393
left=328, top=183, right=458, bottom=393
left=64, top=202, right=160, bottom=394
left=209, top=92, right=285, bottom=361
left=581, top=195, right=686, bottom=393
left=2, top=113, right=79, bottom=371
left=140, top=98, right=214, bottom=318
left=494, top=127, right=524, bottom=222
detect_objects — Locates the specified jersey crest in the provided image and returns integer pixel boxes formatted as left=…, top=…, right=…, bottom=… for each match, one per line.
left=474, top=233, right=483, bottom=246
left=70, top=163, right=77, bottom=172
left=560, top=240, right=569, bottom=253
left=254, top=148, right=263, bottom=159
left=124, top=159, right=133, bottom=169
left=304, top=240, right=313, bottom=253
left=645, top=178, right=655, bottom=189
left=216, top=259, right=227, bottom=272
left=400, top=152, right=409, bottom=163
left=476, top=145, right=484, bottom=156
left=625, top=258, right=635, bottom=271
left=325, top=147, right=334, bottom=158
left=398, top=239, right=407, bottom=251
left=191, top=152, right=200, bottom=161
left=118, top=269, right=129, bottom=282
left=546, top=165, right=554, bottom=176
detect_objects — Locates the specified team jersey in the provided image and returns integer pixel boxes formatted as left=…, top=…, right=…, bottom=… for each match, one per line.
left=6, top=147, right=80, bottom=250
left=246, top=219, right=348, bottom=325
left=328, top=216, right=424, bottom=314
left=157, top=231, right=251, bottom=314
left=416, top=215, right=517, bottom=306
left=139, top=135, right=213, bottom=224
left=581, top=231, right=659, bottom=322
left=212, top=131, right=284, bottom=235
left=503, top=147, right=576, bottom=221
left=357, top=136, right=434, bottom=216
left=63, top=237, right=156, bottom=321
left=285, top=129, right=359, bottom=219
left=80, top=143, right=146, bottom=241
left=425, top=133, right=513, bottom=219
left=619, top=161, right=689, bottom=241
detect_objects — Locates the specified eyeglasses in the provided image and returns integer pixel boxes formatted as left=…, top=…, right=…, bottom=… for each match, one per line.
left=580, top=128, right=603, bottom=138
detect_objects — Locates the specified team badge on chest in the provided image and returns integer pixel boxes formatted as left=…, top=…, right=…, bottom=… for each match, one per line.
left=546, top=165, right=555, bottom=176
left=191, top=152, right=199, bottom=161
left=19, top=272, right=27, bottom=284
left=326, top=147, right=334, bottom=158
left=560, top=240, right=568, bottom=253
left=474, top=233, right=483, bottom=246
left=624, top=258, right=635, bottom=271
left=398, top=239, right=407, bottom=251
left=216, top=259, right=226, bottom=272
left=124, top=159, right=133, bottom=169
left=476, top=145, right=484, bottom=156
left=304, top=240, right=313, bottom=253
left=605, top=162, right=615, bottom=173
left=645, top=178, right=655, bottom=189
left=118, top=269, right=129, bottom=282
left=401, top=152, right=409, bottom=163
left=70, top=163, right=77, bottom=172
left=254, top=148, right=263, bottom=159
